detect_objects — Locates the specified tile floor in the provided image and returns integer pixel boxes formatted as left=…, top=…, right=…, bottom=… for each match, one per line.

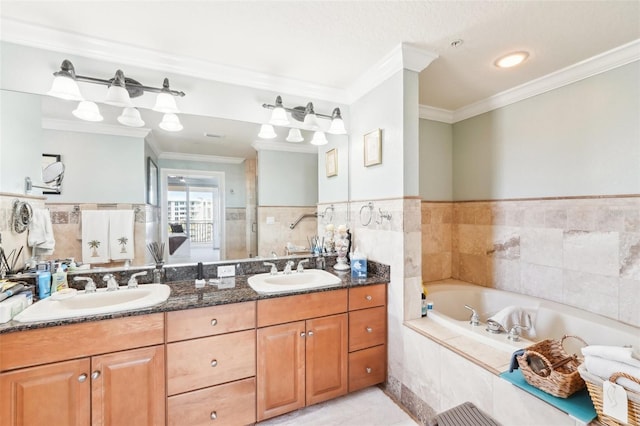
left=257, top=386, right=420, bottom=426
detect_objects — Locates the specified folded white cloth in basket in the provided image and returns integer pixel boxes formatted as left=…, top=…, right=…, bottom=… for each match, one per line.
left=584, top=355, right=640, bottom=393
left=487, top=305, right=534, bottom=335
left=582, top=345, right=640, bottom=367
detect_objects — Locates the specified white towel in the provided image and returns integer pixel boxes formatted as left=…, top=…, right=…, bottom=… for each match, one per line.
left=584, top=355, right=640, bottom=393
left=582, top=346, right=640, bottom=368
left=81, top=211, right=110, bottom=264
left=109, top=210, right=134, bottom=260
left=27, top=209, right=55, bottom=256
left=488, top=305, right=534, bottom=335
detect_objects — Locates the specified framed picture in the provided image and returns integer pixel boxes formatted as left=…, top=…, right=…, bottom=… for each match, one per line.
left=42, top=153, right=61, bottom=194
left=364, top=129, right=382, bottom=166
left=325, top=148, right=338, bottom=177
left=147, top=157, right=159, bottom=206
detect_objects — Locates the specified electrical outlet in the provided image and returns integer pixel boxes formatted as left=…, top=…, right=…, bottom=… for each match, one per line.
left=217, top=265, right=235, bottom=277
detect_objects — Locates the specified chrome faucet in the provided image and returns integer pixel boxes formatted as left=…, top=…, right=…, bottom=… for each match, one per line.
left=283, top=260, right=295, bottom=274
left=464, top=305, right=480, bottom=326
left=74, top=276, right=96, bottom=293
left=263, top=262, right=277, bottom=275
left=297, top=259, right=309, bottom=273
left=507, top=324, right=529, bottom=342
left=127, top=271, right=147, bottom=289
left=103, top=274, right=119, bottom=291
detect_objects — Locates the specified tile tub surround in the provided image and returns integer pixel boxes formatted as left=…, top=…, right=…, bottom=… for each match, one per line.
left=422, top=195, right=640, bottom=328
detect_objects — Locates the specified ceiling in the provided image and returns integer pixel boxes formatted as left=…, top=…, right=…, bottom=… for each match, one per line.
left=2, top=1, right=638, bottom=112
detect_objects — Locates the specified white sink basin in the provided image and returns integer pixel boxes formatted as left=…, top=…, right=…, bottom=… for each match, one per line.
left=248, top=269, right=342, bottom=294
left=13, top=284, right=171, bottom=323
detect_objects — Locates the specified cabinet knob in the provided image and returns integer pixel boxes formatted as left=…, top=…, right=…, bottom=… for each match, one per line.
left=78, top=373, right=88, bottom=383
left=210, top=359, right=218, bottom=367
left=365, top=295, right=372, bottom=301
left=91, top=371, right=101, bottom=380
left=307, top=330, right=314, bottom=336
left=366, top=327, right=373, bottom=333
left=366, top=367, right=372, bottom=374
left=300, top=332, right=306, bottom=338
left=210, top=319, right=218, bottom=326
left=210, top=411, right=217, bottom=420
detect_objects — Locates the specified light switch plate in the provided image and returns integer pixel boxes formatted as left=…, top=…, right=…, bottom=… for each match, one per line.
left=217, top=265, right=235, bottom=277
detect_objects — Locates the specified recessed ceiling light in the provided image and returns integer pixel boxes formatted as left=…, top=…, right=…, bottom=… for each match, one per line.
left=495, top=51, right=529, bottom=68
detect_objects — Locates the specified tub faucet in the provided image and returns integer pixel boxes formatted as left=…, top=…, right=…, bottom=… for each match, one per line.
left=103, top=274, right=119, bottom=291
left=464, top=305, right=480, bottom=326
left=507, top=324, right=529, bottom=342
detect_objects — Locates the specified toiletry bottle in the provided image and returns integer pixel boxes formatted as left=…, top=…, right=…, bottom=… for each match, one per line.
left=52, top=263, right=69, bottom=293
left=350, top=249, right=367, bottom=280
left=421, top=292, right=428, bottom=317
left=316, top=254, right=326, bottom=270
left=37, top=270, right=52, bottom=299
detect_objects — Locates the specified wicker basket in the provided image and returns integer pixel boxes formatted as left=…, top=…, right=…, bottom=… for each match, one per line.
left=578, top=364, right=640, bottom=426
left=516, top=335, right=587, bottom=398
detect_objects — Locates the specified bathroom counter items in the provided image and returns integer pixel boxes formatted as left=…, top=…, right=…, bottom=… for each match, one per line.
left=0, top=268, right=389, bottom=334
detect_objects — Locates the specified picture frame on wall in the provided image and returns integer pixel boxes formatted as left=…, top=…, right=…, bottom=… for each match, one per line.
left=147, top=157, right=159, bottom=206
left=364, top=129, right=382, bottom=167
left=42, top=153, right=61, bottom=194
left=326, top=148, right=338, bottom=177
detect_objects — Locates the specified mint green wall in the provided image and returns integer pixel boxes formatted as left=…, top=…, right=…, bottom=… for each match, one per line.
left=452, top=62, right=640, bottom=200
left=257, top=150, right=318, bottom=206
left=419, top=119, right=453, bottom=201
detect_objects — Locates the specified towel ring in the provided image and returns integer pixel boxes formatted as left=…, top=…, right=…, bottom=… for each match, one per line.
left=12, top=200, right=33, bottom=234
left=318, top=204, right=334, bottom=224
left=359, top=202, right=373, bottom=226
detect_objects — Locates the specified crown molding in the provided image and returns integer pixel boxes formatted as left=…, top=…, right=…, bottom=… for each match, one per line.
left=158, top=151, right=245, bottom=164
left=451, top=38, right=640, bottom=123
left=0, top=18, right=348, bottom=104
left=252, top=140, right=318, bottom=154
left=347, top=43, right=438, bottom=103
left=42, top=117, right=151, bottom=138
left=418, top=105, right=454, bottom=124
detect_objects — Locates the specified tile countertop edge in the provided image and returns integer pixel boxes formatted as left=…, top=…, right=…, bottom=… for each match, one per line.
left=0, top=271, right=390, bottom=334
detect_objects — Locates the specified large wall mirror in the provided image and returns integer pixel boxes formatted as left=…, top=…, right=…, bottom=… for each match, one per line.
left=1, top=89, right=349, bottom=269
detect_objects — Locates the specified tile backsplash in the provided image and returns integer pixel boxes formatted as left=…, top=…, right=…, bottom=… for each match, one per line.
left=422, top=196, right=640, bottom=327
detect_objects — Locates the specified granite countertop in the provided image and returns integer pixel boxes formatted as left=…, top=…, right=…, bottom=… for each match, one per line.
left=0, top=270, right=389, bottom=335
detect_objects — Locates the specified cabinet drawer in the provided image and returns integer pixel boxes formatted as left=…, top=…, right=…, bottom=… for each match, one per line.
left=349, top=284, right=386, bottom=311
left=348, top=306, right=386, bottom=352
left=348, top=345, right=386, bottom=393
left=168, top=377, right=256, bottom=426
left=257, top=289, right=348, bottom=327
left=0, top=313, right=164, bottom=372
left=166, top=302, right=256, bottom=342
left=167, top=330, right=256, bottom=396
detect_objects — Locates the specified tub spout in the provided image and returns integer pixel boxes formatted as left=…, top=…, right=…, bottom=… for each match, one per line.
left=464, top=305, right=480, bottom=326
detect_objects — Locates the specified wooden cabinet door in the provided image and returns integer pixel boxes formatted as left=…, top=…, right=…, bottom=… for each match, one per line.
left=305, top=313, right=348, bottom=406
left=0, top=358, right=91, bottom=426
left=91, top=345, right=165, bottom=426
left=256, top=321, right=305, bottom=421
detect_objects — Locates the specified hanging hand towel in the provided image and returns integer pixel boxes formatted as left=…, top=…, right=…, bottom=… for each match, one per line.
left=487, top=305, right=535, bottom=337
left=27, top=209, right=55, bottom=256
left=81, top=210, right=110, bottom=264
left=109, top=210, right=135, bottom=260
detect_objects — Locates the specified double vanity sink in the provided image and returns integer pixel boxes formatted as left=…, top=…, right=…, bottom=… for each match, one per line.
left=12, top=269, right=344, bottom=324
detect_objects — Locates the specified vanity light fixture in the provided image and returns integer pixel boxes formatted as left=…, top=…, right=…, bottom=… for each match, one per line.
left=47, top=59, right=185, bottom=130
left=72, top=101, right=104, bottom=122
left=495, top=51, right=529, bottom=68
left=260, top=95, right=347, bottom=143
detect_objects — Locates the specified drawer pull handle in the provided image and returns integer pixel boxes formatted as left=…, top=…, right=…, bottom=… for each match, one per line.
left=300, top=332, right=306, bottom=338
left=210, top=411, right=217, bottom=420
left=211, top=359, right=218, bottom=367
left=211, top=319, right=218, bottom=326
left=366, top=367, right=372, bottom=374
left=91, top=371, right=101, bottom=380
left=366, top=327, right=373, bottom=333
left=78, top=373, right=88, bottom=383
left=365, top=295, right=372, bottom=301
left=307, top=330, right=314, bottom=337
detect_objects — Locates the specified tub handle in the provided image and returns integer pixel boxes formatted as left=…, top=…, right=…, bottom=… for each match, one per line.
left=507, top=324, right=529, bottom=341
left=464, top=305, right=480, bottom=326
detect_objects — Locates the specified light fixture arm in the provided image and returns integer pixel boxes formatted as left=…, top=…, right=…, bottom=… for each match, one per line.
left=52, top=60, right=185, bottom=97
left=262, top=102, right=335, bottom=120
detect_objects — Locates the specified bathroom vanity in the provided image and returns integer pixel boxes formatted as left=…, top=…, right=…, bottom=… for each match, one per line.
left=0, top=269, right=388, bottom=426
